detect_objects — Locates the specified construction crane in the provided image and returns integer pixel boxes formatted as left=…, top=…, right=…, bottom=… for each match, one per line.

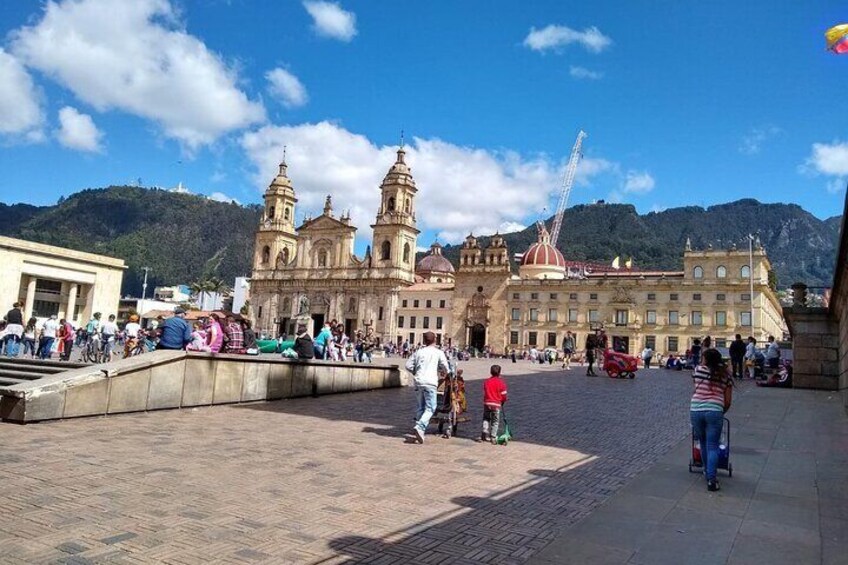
left=547, top=130, right=587, bottom=247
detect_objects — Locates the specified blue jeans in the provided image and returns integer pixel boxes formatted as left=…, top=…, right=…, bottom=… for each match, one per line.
left=414, top=385, right=438, bottom=433
left=4, top=335, right=20, bottom=357
left=313, top=343, right=326, bottom=359
left=691, top=410, right=724, bottom=481
left=39, top=337, right=54, bottom=359
left=22, top=337, right=36, bottom=357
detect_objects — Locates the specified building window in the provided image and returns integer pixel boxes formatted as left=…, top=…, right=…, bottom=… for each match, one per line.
left=550, top=293, right=558, bottom=300
left=668, top=336, right=679, bottom=352
left=510, top=331, right=519, bottom=345
left=590, top=293, right=598, bottom=300
left=669, top=311, right=679, bottom=325
left=716, top=311, right=727, bottom=326
left=413, top=300, right=419, bottom=308
left=284, top=207, right=290, bottom=220
left=512, top=293, right=520, bottom=300
left=741, top=265, right=751, bottom=279
left=318, top=250, right=328, bottom=267
left=33, top=300, right=59, bottom=318
left=268, top=205, right=276, bottom=219
left=436, top=317, right=443, bottom=330
left=741, top=293, right=751, bottom=301
left=692, top=311, right=703, bottom=326
left=547, top=332, right=557, bottom=347
left=381, top=241, right=391, bottom=260
left=647, top=293, right=656, bottom=301
left=35, top=280, right=62, bottom=294
left=569, top=293, right=578, bottom=300
left=568, top=308, right=578, bottom=322
left=426, top=300, right=432, bottom=308
left=646, top=310, right=657, bottom=324
left=548, top=309, right=558, bottom=322
left=403, top=243, right=411, bottom=263
left=423, top=316, right=430, bottom=329
left=409, top=332, right=415, bottom=344
left=615, top=310, right=628, bottom=326
left=529, top=308, right=539, bottom=321
left=398, top=316, right=404, bottom=328
left=528, top=332, right=538, bottom=346
left=741, top=311, right=752, bottom=326
left=410, top=316, right=417, bottom=329
left=716, top=265, right=727, bottom=278
left=402, top=300, right=408, bottom=307
left=439, top=300, right=446, bottom=308
left=670, top=293, right=679, bottom=301
left=693, top=266, right=704, bottom=278
left=645, top=335, right=656, bottom=350
left=511, top=308, right=520, bottom=321
left=693, top=293, right=702, bottom=301
left=379, top=307, right=384, bottom=321
left=262, top=246, right=270, bottom=264
left=589, top=309, right=599, bottom=322
left=531, top=292, right=539, bottom=300
left=717, top=293, right=726, bottom=302
left=436, top=333, right=442, bottom=345
left=258, top=306, right=263, bottom=319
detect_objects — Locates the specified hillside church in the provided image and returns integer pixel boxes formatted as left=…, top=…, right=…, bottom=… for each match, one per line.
left=251, top=148, right=786, bottom=355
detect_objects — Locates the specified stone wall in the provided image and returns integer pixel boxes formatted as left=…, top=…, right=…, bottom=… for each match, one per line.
left=783, top=306, right=840, bottom=391
left=0, top=351, right=404, bottom=424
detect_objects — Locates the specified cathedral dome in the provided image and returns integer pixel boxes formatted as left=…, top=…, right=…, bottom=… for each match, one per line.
left=519, top=227, right=566, bottom=279
left=416, top=242, right=455, bottom=283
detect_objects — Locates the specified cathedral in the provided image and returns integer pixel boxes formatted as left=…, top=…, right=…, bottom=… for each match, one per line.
left=251, top=148, right=787, bottom=356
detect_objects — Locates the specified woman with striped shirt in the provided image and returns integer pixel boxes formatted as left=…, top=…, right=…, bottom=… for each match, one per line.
left=691, top=348, right=733, bottom=491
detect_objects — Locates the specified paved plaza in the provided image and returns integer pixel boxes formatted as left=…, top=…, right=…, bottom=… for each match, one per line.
left=1, top=359, right=842, bottom=564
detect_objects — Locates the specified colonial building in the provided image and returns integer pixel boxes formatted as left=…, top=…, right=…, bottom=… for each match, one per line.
left=250, top=151, right=786, bottom=355
left=250, top=147, right=419, bottom=341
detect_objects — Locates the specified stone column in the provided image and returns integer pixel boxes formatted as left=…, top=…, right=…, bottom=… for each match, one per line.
left=58, top=282, right=70, bottom=319
left=23, top=276, right=36, bottom=319
left=67, top=283, right=78, bottom=324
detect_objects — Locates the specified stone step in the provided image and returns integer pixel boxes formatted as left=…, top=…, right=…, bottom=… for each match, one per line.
left=0, top=362, right=66, bottom=375
left=0, top=368, right=55, bottom=381
left=0, top=376, right=28, bottom=387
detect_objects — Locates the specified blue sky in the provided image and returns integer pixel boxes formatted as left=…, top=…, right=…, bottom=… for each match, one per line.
left=1, top=0, right=848, bottom=250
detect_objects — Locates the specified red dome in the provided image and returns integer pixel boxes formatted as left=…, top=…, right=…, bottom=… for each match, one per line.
left=521, top=242, right=566, bottom=268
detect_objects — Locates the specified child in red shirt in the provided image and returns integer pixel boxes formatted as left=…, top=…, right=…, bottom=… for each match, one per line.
left=480, top=364, right=508, bottom=444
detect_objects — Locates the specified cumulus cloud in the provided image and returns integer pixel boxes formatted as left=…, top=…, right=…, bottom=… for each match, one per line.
left=524, top=24, right=612, bottom=53
left=498, top=221, right=527, bottom=234
left=56, top=106, right=103, bottom=152
left=623, top=171, right=655, bottom=194
left=10, top=0, right=265, bottom=149
left=801, top=141, right=848, bottom=194
left=303, top=1, right=357, bottom=41
left=0, top=48, right=44, bottom=140
left=239, top=122, right=609, bottom=244
left=739, top=125, right=781, bottom=155
left=266, top=68, right=308, bottom=108
left=569, top=66, right=603, bottom=80
left=208, top=191, right=240, bottom=204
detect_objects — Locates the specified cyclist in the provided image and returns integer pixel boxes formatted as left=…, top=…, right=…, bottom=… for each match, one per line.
left=84, top=313, right=102, bottom=343
left=123, top=314, right=141, bottom=357
left=101, top=314, right=119, bottom=362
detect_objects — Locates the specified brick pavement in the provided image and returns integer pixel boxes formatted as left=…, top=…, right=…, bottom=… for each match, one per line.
left=0, top=360, right=698, bottom=564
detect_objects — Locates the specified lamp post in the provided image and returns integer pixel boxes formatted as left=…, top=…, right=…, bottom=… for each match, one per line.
left=748, top=235, right=756, bottom=339
left=140, top=267, right=151, bottom=318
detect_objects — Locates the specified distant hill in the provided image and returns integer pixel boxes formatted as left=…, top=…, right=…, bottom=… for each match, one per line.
left=0, top=189, right=839, bottom=294
left=438, top=199, right=840, bottom=288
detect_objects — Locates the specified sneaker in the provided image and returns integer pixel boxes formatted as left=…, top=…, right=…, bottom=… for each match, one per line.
left=413, top=427, right=425, bottom=444
left=707, top=479, right=720, bottom=492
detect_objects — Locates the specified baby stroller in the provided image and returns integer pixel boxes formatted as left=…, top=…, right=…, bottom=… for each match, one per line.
left=688, top=417, right=733, bottom=477
left=430, top=362, right=470, bottom=438
left=603, top=349, right=639, bottom=379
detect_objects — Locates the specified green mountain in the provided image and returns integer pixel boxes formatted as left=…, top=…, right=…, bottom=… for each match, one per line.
left=0, top=188, right=839, bottom=294
left=438, top=199, right=840, bottom=288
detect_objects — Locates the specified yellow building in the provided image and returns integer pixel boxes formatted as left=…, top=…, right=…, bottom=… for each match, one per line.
left=0, top=236, right=126, bottom=325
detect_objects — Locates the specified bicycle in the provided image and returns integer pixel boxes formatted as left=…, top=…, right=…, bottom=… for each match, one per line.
left=80, top=335, right=105, bottom=364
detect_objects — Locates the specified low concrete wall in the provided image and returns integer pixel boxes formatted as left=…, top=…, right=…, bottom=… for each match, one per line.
left=0, top=351, right=405, bottom=424
left=783, top=306, right=840, bottom=391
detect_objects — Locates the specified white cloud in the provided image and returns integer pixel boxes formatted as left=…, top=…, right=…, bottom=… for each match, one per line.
left=804, top=141, right=848, bottom=176
left=498, top=221, right=526, bottom=234
left=623, top=171, right=655, bottom=194
left=56, top=106, right=103, bottom=152
left=303, top=1, right=357, bottom=42
left=739, top=126, right=780, bottom=155
left=0, top=48, right=44, bottom=140
left=569, top=66, right=603, bottom=80
left=208, top=191, right=240, bottom=204
left=240, top=122, right=576, bottom=244
left=10, top=0, right=265, bottom=149
left=826, top=178, right=845, bottom=194
left=524, top=25, right=612, bottom=54
left=266, top=68, right=308, bottom=108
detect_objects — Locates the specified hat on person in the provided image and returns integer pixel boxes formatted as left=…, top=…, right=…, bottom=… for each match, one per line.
left=50, top=314, right=57, bottom=319
left=174, top=307, right=186, bottom=315
left=129, top=314, right=139, bottom=322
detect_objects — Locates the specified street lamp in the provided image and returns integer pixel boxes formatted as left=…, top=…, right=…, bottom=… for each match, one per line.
left=747, top=234, right=756, bottom=339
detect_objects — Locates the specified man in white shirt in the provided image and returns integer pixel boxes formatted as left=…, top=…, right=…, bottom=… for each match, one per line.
left=765, top=335, right=781, bottom=370
left=405, top=331, right=449, bottom=444
left=101, top=314, right=119, bottom=362
left=40, top=315, right=59, bottom=360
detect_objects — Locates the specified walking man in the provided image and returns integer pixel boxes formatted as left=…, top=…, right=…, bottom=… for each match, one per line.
left=405, top=331, right=449, bottom=444
left=40, top=315, right=59, bottom=359
left=729, top=334, right=746, bottom=379
left=561, top=331, right=575, bottom=370
left=4, top=302, right=24, bottom=357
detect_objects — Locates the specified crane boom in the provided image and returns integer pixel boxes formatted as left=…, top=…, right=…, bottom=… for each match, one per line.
left=549, top=130, right=587, bottom=247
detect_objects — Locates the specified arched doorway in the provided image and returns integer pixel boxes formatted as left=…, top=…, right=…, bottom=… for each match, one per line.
left=470, top=324, right=486, bottom=351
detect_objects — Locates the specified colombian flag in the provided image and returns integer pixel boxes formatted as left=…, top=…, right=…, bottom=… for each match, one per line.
left=826, top=24, right=848, bottom=54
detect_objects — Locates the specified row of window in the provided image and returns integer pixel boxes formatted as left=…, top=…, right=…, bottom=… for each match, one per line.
left=401, top=299, right=447, bottom=309
left=400, top=333, right=444, bottom=345
left=693, top=265, right=751, bottom=279
left=509, top=332, right=732, bottom=352
left=512, top=292, right=752, bottom=302
left=397, top=316, right=444, bottom=330
left=511, top=307, right=752, bottom=327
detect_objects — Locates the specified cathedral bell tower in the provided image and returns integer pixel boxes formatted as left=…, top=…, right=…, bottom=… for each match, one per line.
left=253, top=153, right=298, bottom=271
left=371, top=145, right=419, bottom=282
